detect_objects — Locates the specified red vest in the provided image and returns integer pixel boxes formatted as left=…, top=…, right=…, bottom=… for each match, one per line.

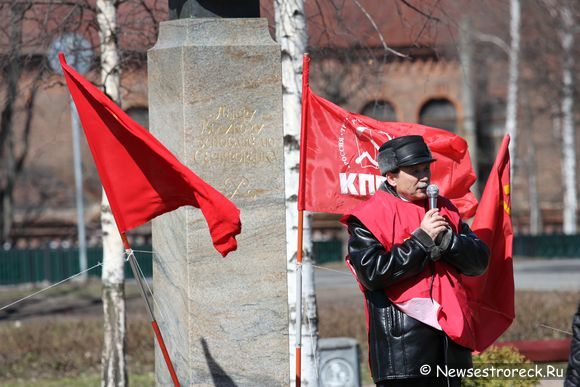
left=343, top=190, right=477, bottom=350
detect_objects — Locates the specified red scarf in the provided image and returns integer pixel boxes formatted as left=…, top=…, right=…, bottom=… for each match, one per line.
left=342, top=190, right=478, bottom=350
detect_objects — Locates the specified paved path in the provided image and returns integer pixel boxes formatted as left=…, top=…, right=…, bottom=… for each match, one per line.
left=315, top=258, right=580, bottom=292
left=513, top=259, right=580, bottom=291
left=315, top=260, right=575, bottom=387
left=539, top=380, right=565, bottom=387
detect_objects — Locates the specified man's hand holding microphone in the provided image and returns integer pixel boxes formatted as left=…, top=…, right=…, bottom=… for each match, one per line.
left=420, top=185, right=448, bottom=241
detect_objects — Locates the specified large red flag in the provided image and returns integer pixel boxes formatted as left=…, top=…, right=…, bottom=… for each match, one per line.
left=464, top=135, right=514, bottom=351
left=298, top=58, right=478, bottom=218
left=59, top=54, right=241, bottom=257
left=341, top=137, right=513, bottom=351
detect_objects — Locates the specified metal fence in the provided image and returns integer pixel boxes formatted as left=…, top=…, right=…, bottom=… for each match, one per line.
left=513, top=234, right=580, bottom=258
left=313, top=239, right=344, bottom=264
left=0, top=246, right=153, bottom=286
left=1, top=234, right=579, bottom=286
left=311, top=234, right=580, bottom=264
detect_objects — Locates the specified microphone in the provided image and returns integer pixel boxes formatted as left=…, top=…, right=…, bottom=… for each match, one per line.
left=426, top=184, right=439, bottom=210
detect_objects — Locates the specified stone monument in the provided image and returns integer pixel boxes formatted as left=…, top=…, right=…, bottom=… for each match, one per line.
left=148, top=7, right=288, bottom=386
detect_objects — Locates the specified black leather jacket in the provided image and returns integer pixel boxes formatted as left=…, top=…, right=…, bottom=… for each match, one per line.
left=346, top=194, right=490, bottom=383
left=565, top=303, right=580, bottom=387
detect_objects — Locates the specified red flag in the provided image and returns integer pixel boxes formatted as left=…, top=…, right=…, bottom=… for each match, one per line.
left=342, top=136, right=513, bottom=351
left=463, top=135, right=514, bottom=351
left=298, top=56, right=478, bottom=218
left=59, top=53, right=241, bottom=257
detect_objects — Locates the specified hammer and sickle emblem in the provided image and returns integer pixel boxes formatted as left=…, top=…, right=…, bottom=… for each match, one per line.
left=503, top=184, right=511, bottom=215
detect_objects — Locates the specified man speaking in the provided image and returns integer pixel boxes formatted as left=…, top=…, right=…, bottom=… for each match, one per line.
left=342, top=135, right=490, bottom=386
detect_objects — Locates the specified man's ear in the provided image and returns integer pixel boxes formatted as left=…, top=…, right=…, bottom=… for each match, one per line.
left=386, top=171, right=398, bottom=187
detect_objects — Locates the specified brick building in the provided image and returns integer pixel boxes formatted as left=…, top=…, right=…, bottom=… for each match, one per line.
left=3, top=0, right=579, bottom=247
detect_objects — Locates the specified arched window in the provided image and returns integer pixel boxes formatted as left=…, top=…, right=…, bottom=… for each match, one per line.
left=126, top=106, right=149, bottom=129
left=419, top=99, right=457, bottom=132
left=361, top=100, right=397, bottom=121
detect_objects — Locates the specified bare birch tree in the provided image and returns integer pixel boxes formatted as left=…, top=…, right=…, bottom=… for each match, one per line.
left=506, top=0, right=520, bottom=180
left=271, top=3, right=462, bottom=384
left=0, top=1, right=162, bottom=383
left=559, top=2, right=576, bottom=234
left=0, top=0, right=161, bottom=242
left=522, top=92, right=542, bottom=234
left=541, top=0, right=578, bottom=234
left=97, top=0, right=127, bottom=385
left=274, top=0, right=319, bottom=385
left=0, top=2, right=44, bottom=242
left=459, top=16, right=479, bottom=195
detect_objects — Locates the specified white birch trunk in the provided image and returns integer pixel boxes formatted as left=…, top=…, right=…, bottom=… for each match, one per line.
left=459, top=17, right=479, bottom=196
left=274, top=1, right=319, bottom=385
left=97, top=1, right=126, bottom=386
left=505, top=0, right=520, bottom=180
left=560, top=4, right=576, bottom=234
left=523, top=94, right=542, bottom=235
left=527, top=137, right=541, bottom=234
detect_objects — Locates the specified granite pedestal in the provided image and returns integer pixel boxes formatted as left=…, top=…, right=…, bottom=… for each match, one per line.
left=148, top=18, right=288, bottom=386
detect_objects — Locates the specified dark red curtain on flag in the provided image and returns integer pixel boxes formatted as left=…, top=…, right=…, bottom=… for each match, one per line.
left=463, top=135, right=514, bottom=351
left=298, top=61, right=478, bottom=218
left=59, top=54, right=241, bottom=257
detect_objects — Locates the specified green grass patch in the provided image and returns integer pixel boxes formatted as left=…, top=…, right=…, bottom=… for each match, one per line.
left=0, top=319, right=153, bottom=382
left=0, top=279, right=576, bottom=385
left=1, top=372, right=154, bottom=387
left=0, top=279, right=142, bottom=306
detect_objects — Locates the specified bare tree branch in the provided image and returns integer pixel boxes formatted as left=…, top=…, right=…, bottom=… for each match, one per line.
left=351, top=0, right=408, bottom=58
left=0, top=0, right=155, bottom=240
left=399, top=0, right=441, bottom=23
left=312, top=0, right=333, bottom=46
left=474, top=31, right=511, bottom=56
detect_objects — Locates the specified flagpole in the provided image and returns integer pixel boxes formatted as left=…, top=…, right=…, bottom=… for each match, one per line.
left=295, top=53, right=311, bottom=387
left=295, top=210, right=303, bottom=387
left=120, top=233, right=181, bottom=387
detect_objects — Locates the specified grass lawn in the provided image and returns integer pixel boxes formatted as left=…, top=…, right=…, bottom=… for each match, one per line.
left=0, top=277, right=577, bottom=385
left=1, top=373, right=154, bottom=387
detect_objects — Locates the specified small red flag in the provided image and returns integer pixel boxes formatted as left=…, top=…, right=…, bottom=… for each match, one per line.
left=298, top=56, right=478, bottom=218
left=59, top=53, right=241, bottom=257
left=464, top=135, right=514, bottom=351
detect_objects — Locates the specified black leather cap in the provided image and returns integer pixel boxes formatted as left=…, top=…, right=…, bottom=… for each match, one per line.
left=378, top=135, right=435, bottom=175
